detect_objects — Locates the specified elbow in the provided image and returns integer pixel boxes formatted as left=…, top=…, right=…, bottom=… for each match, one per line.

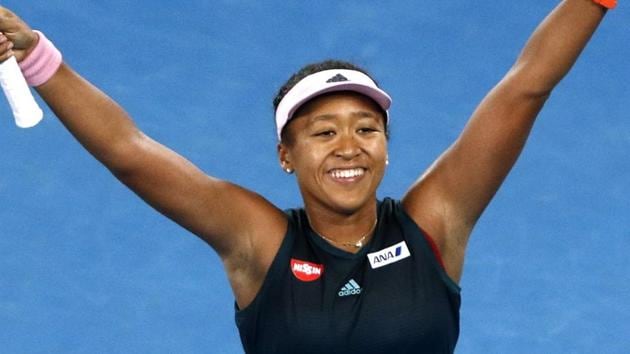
left=99, top=130, right=149, bottom=177
left=503, top=63, right=556, bottom=100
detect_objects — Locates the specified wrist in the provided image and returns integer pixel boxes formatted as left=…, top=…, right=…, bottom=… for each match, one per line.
left=21, top=30, right=41, bottom=60
left=592, top=0, right=617, bottom=9
left=18, top=30, right=62, bottom=87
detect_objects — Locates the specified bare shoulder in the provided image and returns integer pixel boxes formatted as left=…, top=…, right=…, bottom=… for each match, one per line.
left=193, top=178, right=289, bottom=261
left=401, top=169, right=468, bottom=283
left=213, top=181, right=290, bottom=308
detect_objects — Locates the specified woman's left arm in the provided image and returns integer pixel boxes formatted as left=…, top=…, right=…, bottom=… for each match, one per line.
left=403, top=0, right=611, bottom=282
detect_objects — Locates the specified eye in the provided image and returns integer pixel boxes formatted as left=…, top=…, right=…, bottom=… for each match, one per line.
left=313, top=130, right=335, bottom=137
left=357, top=127, right=379, bottom=134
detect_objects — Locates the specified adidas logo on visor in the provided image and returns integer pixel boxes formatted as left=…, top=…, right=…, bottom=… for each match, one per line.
left=326, top=73, right=349, bottom=83
left=338, top=279, right=362, bottom=297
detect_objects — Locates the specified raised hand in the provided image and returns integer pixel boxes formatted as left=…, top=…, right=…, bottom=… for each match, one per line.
left=0, top=7, right=38, bottom=62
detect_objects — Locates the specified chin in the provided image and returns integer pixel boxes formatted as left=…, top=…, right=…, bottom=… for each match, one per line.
left=325, top=192, right=375, bottom=215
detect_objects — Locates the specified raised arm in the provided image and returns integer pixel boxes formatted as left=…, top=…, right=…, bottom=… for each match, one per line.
left=402, top=0, right=610, bottom=281
left=0, top=7, right=287, bottom=301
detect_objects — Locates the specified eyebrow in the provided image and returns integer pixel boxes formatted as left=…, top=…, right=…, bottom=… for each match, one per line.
left=309, top=110, right=380, bottom=123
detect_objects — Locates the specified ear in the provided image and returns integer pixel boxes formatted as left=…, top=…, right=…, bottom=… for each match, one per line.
left=277, top=142, right=294, bottom=173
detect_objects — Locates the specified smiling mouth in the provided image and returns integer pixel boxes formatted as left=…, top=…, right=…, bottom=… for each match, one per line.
left=328, top=168, right=366, bottom=180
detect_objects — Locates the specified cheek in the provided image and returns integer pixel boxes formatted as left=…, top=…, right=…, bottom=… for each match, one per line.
left=290, top=143, right=325, bottom=172
left=372, top=144, right=389, bottom=179
left=368, top=138, right=388, bottom=160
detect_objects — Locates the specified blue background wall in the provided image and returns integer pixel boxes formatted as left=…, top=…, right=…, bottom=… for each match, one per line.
left=1, top=1, right=628, bottom=353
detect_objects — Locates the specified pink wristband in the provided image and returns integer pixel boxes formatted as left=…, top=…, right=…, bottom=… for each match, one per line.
left=18, top=30, right=62, bottom=87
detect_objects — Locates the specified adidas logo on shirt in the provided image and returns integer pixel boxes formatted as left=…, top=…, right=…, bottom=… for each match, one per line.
left=338, top=279, right=362, bottom=297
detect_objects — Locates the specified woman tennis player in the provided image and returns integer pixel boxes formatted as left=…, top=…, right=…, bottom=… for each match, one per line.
left=0, top=1, right=617, bottom=353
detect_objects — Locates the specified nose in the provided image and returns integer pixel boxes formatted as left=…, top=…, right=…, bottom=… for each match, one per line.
left=334, top=132, right=361, bottom=160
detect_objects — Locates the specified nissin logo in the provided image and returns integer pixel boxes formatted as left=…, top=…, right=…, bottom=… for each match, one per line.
left=367, top=241, right=411, bottom=269
left=290, top=259, right=324, bottom=282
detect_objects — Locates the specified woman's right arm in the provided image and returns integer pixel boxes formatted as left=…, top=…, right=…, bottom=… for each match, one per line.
left=0, top=8, right=288, bottom=266
left=39, top=65, right=288, bottom=257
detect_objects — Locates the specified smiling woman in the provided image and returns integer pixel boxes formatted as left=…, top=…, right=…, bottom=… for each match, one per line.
left=0, top=1, right=618, bottom=353
left=236, top=61, right=461, bottom=353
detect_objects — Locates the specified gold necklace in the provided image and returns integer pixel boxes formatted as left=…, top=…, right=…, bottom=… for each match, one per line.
left=309, top=218, right=378, bottom=249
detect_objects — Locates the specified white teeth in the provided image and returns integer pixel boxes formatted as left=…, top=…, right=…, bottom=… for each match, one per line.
left=330, top=168, right=364, bottom=179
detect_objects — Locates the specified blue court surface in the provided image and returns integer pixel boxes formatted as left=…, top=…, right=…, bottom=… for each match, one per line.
left=1, top=1, right=628, bottom=353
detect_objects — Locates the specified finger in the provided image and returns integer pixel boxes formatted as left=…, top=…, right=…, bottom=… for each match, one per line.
left=0, top=36, right=13, bottom=49
left=0, top=33, right=13, bottom=50
left=0, top=46, right=14, bottom=62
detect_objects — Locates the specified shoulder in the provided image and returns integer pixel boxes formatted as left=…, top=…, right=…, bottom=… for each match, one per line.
left=400, top=196, right=466, bottom=283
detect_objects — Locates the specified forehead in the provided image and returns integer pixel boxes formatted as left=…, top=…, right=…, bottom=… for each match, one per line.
left=280, top=91, right=388, bottom=144
left=293, top=91, right=385, bottom=121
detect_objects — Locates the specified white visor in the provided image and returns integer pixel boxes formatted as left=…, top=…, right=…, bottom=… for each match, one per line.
left=274, top=69, right=391, bottom=141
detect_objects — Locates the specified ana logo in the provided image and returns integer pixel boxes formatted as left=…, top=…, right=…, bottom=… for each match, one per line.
left=290, top=258, right=324, bottom=282
left=367, top=241, right=411, bottom=269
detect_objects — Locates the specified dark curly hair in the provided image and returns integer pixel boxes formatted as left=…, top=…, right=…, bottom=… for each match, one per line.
left=274, top=59, right=386, bottom=144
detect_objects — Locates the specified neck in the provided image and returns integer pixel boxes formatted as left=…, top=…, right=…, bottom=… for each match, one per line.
left=304, top=200, right=378, bottom=249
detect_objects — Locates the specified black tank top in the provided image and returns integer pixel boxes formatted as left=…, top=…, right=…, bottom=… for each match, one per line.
left=235, top=198, right=461, bottom=354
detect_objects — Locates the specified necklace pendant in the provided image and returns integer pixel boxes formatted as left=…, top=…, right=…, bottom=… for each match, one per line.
left=309, top=217, right=377, bottom=251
